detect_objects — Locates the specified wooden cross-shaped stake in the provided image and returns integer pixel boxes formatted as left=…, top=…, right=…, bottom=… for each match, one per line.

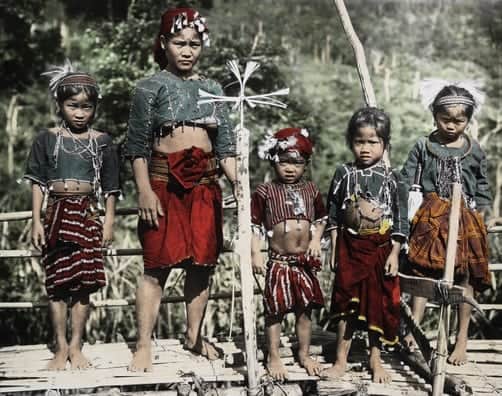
left=199, top=60, right=288, bottom=395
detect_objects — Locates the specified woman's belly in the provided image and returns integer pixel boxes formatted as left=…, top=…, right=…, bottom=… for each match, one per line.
left=153, top=125, right=213, bottom=154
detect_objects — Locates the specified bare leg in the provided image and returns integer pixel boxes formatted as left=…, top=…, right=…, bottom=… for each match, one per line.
left=369, top=331, right=391, bottom=383
left=266, top=314, right=288, bottom=381
left=321, top=319, right=354, bottom=379
left=46, top=299, right=69, bottom=370
left=296, top=308, right=321, bottom=376
left=403, top=296, right=428, bottom=351
left=448, top=281, right=472, bottom=365
left=68, top=293, right=91, bottom=369
left=129, top=270, right=169, bottom=371
left=183, top=266, right=221, bottom=360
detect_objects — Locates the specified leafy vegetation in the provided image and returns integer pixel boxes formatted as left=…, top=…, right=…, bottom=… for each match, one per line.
left=0, top=0, right=501, bottom=346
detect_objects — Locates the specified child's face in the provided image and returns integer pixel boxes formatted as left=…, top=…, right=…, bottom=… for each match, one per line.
left=434, top=105, right=469, bottom=143
left=161, top=27, right=202, bottom=76
left=274, top=154, right=307, bottom=184
left=351, top=125, right=384, bottom=168
left=60, top=92, right=95, bottom=131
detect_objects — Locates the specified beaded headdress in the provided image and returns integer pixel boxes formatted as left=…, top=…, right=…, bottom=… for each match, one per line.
left=42, top=59, right=101, bottom=99
left=419, top=78, right=485, bottom=115
left=258, top=128, right=313, bottom=162
left=154, top=8, right=209, bottom=69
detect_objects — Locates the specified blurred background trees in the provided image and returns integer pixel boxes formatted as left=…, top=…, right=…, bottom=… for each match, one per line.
left=0, top=0, right=501, bottom=345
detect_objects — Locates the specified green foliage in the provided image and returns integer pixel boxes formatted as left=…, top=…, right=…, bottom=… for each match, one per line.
left=1, top=0, right=502, bottom=345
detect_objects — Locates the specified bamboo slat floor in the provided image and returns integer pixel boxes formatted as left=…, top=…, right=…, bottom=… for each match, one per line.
left=1, top=337, right=501, bottom=395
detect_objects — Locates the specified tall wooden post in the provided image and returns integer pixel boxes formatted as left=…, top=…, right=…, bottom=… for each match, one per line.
left=332, top=0, right=377, bottom=107
left=332, top=0, right=390, bottom=165
left=235, top=121, right=260, bottom=395
left=198, top=61, right=288, bottom=396
left=432, top=182, right=462, bottom=396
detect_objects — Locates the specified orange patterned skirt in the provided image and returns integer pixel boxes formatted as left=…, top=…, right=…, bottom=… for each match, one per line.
left=408, top=193, right=490, bottom=292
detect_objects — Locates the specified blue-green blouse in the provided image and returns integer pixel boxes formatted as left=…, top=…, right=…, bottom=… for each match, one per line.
left=124, top=70, right=236, bottom=160
left=400, top=133, right=492, bottom=210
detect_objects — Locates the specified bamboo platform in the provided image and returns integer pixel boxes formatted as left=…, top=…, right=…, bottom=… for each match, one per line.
left=1, top=335, right=502, bottom=394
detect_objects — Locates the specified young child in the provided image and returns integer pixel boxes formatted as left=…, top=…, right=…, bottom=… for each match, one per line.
left=24, top=62, right=120, bottom=370
left=251, top=127, right=327, bottom=381
left=322, top=107, right=408, bottom=383
left=125, top=8, right=237, bottom=371
left=401, top=81, right=492, bottom=365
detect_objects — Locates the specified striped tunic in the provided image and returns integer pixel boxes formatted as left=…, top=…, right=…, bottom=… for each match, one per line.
left=251, top=180, right=327, bottom=231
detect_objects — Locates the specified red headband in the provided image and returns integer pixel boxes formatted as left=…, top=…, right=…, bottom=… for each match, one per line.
left=274, top=128, right=313, bottom=157
left=153, top=8, right=209, bottom=69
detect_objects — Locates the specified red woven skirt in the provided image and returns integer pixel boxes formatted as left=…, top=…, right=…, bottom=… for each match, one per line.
left=139, top=148, right=223, bottom=269
left=408, top=193, right=490, bottom=292
left=43, top=195, right=106, bottom=300
left=330, top=229, right=400, bottom=344
left=264, top=251, right=324, bottom=316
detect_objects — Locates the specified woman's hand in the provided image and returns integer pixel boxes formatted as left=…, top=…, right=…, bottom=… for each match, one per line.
left=31, top=220, right=45, bottom=251
left=138, top=189, right=164, bottom=228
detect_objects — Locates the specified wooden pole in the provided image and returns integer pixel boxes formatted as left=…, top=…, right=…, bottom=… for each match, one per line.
left=432, top=182, right=462, bottom=396
left=332, top=0, right=377, bottom=107
left=234, top=118, right=260, bottom=394
left=332, top=0, right=390, bottom=165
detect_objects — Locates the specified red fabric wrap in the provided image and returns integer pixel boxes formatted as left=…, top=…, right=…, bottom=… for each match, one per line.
left=408, top=193, right=491, bottom=292
left=43, top=195, right=106, bottom=299
left=139, top=148, right=222, bottom=269
left=331, top=229, right=399, bottom=344
left=264, top=251, right=324, bottom=316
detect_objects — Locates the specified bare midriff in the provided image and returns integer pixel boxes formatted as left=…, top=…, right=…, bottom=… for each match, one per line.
left=268, top=219, right=311, bottom=255
left=49, top=180, right=94, bottom=194
left=153, top=124, right=215, bottom=154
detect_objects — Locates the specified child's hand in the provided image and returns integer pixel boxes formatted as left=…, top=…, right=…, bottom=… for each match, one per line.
left=31, top=220, right=45, bottom=251
left=102, top=220, right=114, bottom=247
left=138, top=189, right=164, bottom=228
left=307, top=239, right=322, bottom=258
left=252, top=256, right=266, bottom=275
left=384, top=253, right=399, bottom=277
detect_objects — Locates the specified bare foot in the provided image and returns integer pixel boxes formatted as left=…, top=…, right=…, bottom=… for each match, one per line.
left=299, top=354, right=322, bottom=376
left=267, top=354, right=288, bottom=381
left=46, top=346, right=68, bottom=371
left=369, top=354, right=391, bottom=384
left=184, top=339, right=222, bottom=361
left=448, top=340, right=468, bottom=365
left=321, top=360, right=347, bottom=379
left=69, top=346, right=91, bottom=370
left=128, top=345, right=152, bottom=372
left=402, top=333, right=417, bottom=352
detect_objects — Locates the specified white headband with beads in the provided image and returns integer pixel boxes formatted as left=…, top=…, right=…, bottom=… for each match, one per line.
left=419, top=78, right=485, bottom=115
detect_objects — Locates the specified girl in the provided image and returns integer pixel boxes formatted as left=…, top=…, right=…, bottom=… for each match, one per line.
left=125, top=8, right=237, bottom=371
left=25, top=62, right=120, bottom=370
left=323, top=107, right=408, bottom=383
left=251, top=127, right=327, bottom=381
left=401, top=81, right=492, bottom=365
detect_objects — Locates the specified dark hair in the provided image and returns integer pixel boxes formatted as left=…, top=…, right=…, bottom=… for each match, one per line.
left=346, top=107, right=391, bottom=149
left=55, top=84, right=99, bottom=120
left=432, top=85, right=475, bottom=120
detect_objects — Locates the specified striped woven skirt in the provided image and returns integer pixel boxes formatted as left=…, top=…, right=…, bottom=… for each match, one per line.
left=42, top=195, right=106, bottom=299
left=264, top=251, right=324, bottom=316
left=408, top=193, right=491, bottom=292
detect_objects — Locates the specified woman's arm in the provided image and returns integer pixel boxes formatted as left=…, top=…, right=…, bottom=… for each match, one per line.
left=132, top=158, right=164, bottom=228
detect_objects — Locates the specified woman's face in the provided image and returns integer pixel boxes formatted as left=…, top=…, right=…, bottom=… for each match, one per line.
left=160, top=27, right=202, bottom=77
